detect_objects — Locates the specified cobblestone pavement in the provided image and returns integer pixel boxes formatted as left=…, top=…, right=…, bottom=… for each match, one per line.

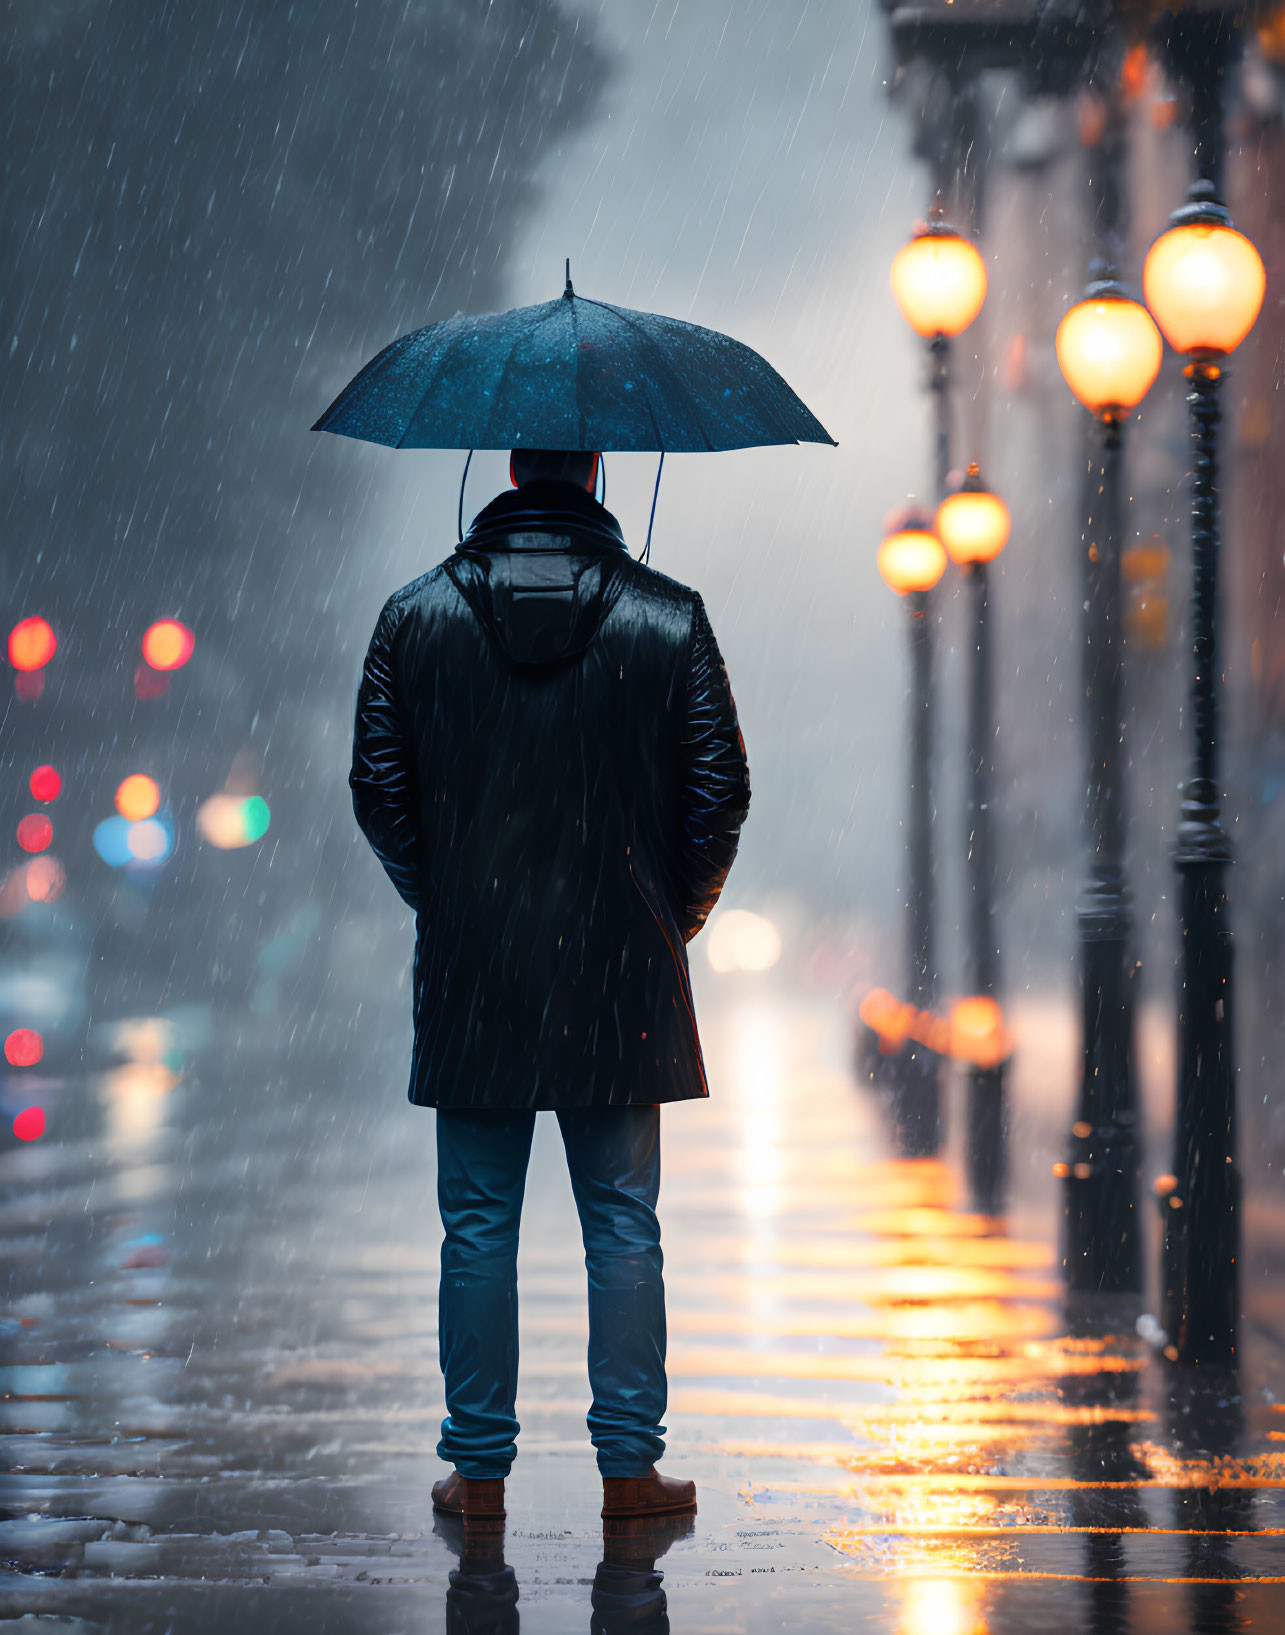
left=3, top=985, right=1283, bottom=1632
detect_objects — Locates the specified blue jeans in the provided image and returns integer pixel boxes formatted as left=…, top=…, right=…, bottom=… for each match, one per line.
left=435, top=1106, right=666, bottom=1479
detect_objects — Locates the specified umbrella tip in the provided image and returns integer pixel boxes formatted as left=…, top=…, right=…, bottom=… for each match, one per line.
left=564, top=258, right=573, bottom=298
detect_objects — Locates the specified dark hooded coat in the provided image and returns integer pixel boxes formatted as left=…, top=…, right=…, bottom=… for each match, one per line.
left=349, top=479, right=751, bottom=1110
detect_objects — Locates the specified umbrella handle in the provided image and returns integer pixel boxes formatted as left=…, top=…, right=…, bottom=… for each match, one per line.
left=457, top=449, right=474, bottom=543
left=642, top=451, right=664, bottom=566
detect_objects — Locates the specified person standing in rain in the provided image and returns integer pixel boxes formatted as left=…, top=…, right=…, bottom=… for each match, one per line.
left=349, top=445, right=751, bottom=1523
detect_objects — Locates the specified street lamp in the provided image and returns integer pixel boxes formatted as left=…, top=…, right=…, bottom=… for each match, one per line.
left=936, top=464, right=1011, bottom=1210
left=1055, top=294, right=1164, bottom=419
left=1055, top=283, right=1162, bottom=1297
left=878, top=506, right=948, bottom=1155
left=890, top=218, right=988, bottom=498
left=890, top=224, right=989, bottom=338
left=879, top=218, right=986, bottom=1157
left=1143, top=182, right=1265, bottom=1368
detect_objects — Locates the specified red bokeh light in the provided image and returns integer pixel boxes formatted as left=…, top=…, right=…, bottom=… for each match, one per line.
left=5, top=1028, right=43, bottom=1067
left=16, top=814, right=53, bottom=853
left=122, top=1242, right=170, bottom=1269
left=29, top=765, right=61, bottom=802
left=142, top=620, right=195, bottom=671
left=13, top=1106, right=45, bottom=1141
left=8, top=617, right=57, bottom=671
left=134, top=663, right=170, bottom=700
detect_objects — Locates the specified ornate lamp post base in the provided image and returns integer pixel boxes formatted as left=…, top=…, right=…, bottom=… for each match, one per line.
left=1062, top=917, right=1142, bottom=1293
left=1159, top=856, right=1238, bottom=1365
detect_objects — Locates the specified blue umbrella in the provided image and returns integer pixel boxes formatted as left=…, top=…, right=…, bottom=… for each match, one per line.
left=312, top=265, right=835, bottom=454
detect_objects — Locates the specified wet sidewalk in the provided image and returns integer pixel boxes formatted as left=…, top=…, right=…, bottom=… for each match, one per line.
left=2, top=988, right=1283, bottom=1632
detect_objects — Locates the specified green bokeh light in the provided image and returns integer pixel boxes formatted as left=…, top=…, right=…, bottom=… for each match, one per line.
left=242, top=796, right=271, bottom=843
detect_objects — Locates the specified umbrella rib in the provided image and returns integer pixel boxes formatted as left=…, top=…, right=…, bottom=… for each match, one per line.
left=567, top=293, right=662, bottom=451
left=568, top=293, right=586, bottom=451
left=574, top=296, right=716, bottom=452
left=485, top=300, right=568, bottom=450
left=395, top=317, right=468, bottom=451
left=397, top=303, right=565, bottom=450
left=588, top=298, right=833, bottom=447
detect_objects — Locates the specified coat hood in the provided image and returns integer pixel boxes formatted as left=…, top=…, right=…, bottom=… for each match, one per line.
left=447, top=482, right=629, bottom=669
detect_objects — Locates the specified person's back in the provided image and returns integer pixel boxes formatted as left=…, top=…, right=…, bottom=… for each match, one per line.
left=350, top=447, right=750, bottom=1521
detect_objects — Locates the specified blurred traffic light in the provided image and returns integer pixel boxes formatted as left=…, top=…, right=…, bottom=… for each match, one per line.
left=141, top=620, right=194, bottom=671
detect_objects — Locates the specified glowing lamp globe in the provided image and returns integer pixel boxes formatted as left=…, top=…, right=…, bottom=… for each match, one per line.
left=935, top=466, right=1011, bottom=566
left=1055, top=293, right=1162, bottom=416
left=8, top=617, right=56, bottom=672
left=1144, top=202, right=1265, bottom=357
left=890, top=225, right=988, bottom=339
left=878, top=508, right=947, bottom=596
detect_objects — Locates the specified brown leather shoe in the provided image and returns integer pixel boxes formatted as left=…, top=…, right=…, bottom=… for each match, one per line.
left=601, top=1467, right=696, bottom=1519
left=432, top=1470, right=506, bottom=1522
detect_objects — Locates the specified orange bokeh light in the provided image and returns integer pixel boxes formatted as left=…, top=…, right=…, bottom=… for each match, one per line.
left=949, top=996, right=1013, bottom=1068
left=5, top=1027, right=43, bottom=1067
left=16, top=814, right=53, bottom=854
left=142, top=620, right=195, bottom=671
left=862, top=988, right=1013, bottom=1069
left=861, top=987, right=949, bottom=1056
left=134, top=663, right=170, bottom=700
left=115, top=774, right=161, bottom=821
left=8, top=617, right=57, bottom=672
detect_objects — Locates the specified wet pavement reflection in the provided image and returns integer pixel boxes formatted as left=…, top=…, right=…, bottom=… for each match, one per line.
left=2, top=986, right=1283, bottom=1632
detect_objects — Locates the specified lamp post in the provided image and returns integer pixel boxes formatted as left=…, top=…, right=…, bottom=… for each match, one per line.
left=1144, top=187, right=1265, bottom=1368
left=883, top=221, right=987, bottom=1155
left=878, top=509, right=949, bottom=1155
left=1054, top=287, right=1162, bottom=1294
left=936, top=465, right=1011, bottom=1210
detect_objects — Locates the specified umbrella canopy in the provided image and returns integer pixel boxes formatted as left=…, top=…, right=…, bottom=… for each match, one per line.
left=312, top=271, right=835, bottom=453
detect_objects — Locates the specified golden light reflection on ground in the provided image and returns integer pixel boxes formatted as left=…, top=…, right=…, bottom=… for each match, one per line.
left=895, top=1577, right=990, bottom=1635
left=671, top=993, right=1285, bottom=1601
